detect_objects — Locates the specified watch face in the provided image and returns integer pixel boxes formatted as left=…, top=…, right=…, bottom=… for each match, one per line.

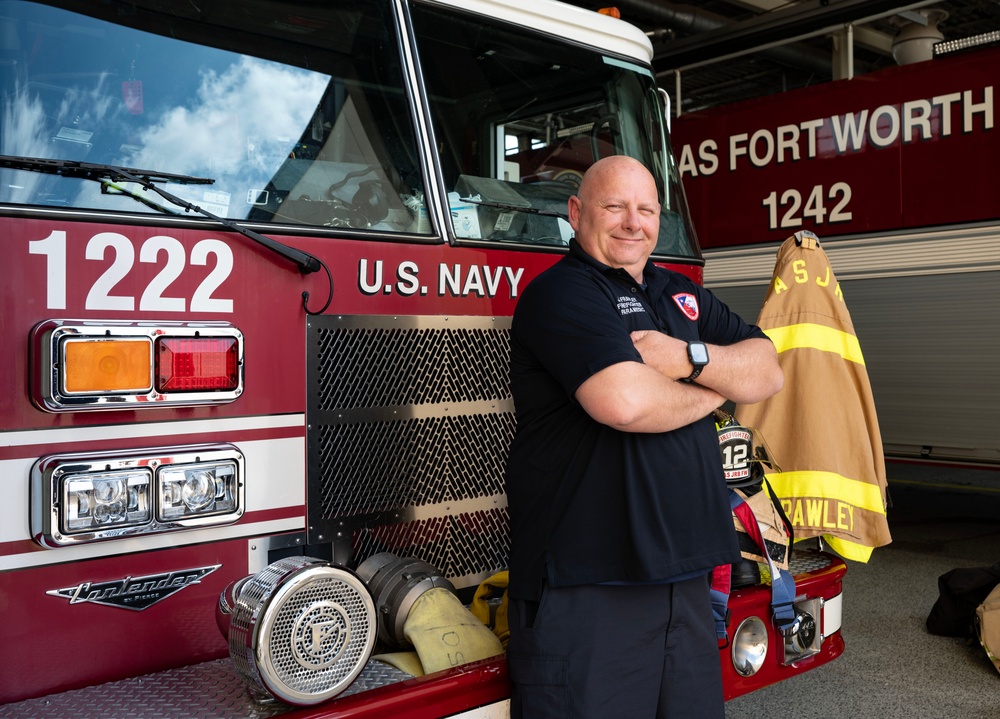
left=689, top=342, right=709, bottom=364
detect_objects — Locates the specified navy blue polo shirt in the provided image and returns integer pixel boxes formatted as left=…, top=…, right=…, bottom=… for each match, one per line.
left=505, top=240, right=766, bottom=601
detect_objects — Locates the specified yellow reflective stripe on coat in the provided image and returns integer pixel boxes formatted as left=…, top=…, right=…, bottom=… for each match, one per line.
left=765, top=471, right=886, bottom=516
left=823, top=535, right=875, bottom=563
left=765, top=323, right=866, bottom=365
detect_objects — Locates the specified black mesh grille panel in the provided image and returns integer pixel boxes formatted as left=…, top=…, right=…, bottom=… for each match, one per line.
left=315, top=326, right=512, bottom=409
left=308, top=316, right=513, bottom=588
left=317, top=413, right=515, bottom=517
left=352, top=508, right=510, bottom=581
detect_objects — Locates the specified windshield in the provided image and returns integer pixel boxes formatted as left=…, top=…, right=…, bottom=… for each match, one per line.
left=410, top=3, right=699, bottom=258
left=0, top=0, right=428, bottom=233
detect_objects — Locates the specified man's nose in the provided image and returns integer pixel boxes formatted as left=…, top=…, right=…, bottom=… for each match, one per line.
left=621, top=206, right=641, bottom=230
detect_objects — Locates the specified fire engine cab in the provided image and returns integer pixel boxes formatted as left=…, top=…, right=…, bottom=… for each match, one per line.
left=0, top=0, right=845, bottom=716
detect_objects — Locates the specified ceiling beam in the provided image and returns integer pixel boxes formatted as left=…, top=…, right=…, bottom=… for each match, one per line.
left=651, top=0, right=940, bottom=69
left=722, top=0, right=896, bottom=53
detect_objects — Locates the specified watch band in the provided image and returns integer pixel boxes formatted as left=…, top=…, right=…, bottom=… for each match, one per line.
left=685, top=364, right=705, bottom=382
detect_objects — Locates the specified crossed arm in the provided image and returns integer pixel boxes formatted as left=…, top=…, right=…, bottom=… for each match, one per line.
left=574, top=332, right=782, bottom=433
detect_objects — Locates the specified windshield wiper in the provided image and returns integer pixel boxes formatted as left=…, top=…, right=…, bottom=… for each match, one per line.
left=0, top=155, right=214, bottom=185
left=1, top=155, right=321, bottom=274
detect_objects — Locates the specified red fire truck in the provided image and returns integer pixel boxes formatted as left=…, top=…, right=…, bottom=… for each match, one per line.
left=673, top=39, right=1000, bottom=470
left=0, top=1, right=845, bottom=716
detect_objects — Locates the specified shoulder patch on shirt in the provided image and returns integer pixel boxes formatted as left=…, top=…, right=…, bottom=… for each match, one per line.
left=672, top=292, right=700, bottom=320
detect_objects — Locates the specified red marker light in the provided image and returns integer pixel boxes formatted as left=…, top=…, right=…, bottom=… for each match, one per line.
left=156, top=337, right=239, bottom=392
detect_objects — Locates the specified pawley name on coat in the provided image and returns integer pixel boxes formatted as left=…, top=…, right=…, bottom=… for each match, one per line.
left=781, top=498, right=855, bottom=532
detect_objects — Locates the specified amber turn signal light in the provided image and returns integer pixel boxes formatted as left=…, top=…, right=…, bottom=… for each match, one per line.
left=63, top=338, right=152, bottom=393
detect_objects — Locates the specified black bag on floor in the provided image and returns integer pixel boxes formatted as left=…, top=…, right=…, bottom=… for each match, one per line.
left=927, top=563, right=1000, bottom=638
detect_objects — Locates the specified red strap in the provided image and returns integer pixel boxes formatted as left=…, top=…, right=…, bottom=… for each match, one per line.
left=711, top=563, right=731, bottom=594
left=732, top=499, right=767, bottom=551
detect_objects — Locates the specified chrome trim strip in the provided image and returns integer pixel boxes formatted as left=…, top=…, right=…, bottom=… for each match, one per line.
left=1, top=413, right=305, bottom=450
left=394, top=0, right=448, bottom=240
left=33, top=320, right=243, bottom=412
left=0, top=517, right=303, bottom=572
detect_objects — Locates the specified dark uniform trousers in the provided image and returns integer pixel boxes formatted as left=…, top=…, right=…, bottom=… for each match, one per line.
left=506, top=575, right=725, bottom=719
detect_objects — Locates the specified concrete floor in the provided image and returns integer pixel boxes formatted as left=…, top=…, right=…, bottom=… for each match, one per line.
left=726, top=463, right=1000, bottom=719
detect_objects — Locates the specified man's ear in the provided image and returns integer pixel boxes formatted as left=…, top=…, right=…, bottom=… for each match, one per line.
left=567, top=194, right=581, bottom=231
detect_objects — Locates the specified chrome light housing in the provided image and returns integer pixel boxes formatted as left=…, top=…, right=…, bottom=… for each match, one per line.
left=782, top=597, right=823, bottom=664
left=731, top=615, right=769, bottom=677
left=32, top=320, right=244, bottom=412
left=32, top=445, right=244, bottom=546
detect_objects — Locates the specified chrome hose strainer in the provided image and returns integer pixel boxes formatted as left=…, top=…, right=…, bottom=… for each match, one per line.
left=221, top=556, right=376, bottom=706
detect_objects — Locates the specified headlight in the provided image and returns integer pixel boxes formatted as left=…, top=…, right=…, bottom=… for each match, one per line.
left=33, top=445, right=244, bottom=546
left=63, top=471, right=152, bottom=533
left=731, top=615, right=768, bottom=677
left=158, top=462, right=239, bottom=520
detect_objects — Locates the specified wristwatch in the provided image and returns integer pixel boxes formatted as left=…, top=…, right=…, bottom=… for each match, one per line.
left=684, top=341, right=709, bottom=382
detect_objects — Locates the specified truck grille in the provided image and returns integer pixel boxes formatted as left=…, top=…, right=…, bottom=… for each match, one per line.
left=308, top=315, right=513, bottom=589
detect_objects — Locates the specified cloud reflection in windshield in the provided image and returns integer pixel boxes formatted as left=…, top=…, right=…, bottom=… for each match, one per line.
left=1, top=44, right=330, bottom=216
left=108, top=56, right=329, bottom=216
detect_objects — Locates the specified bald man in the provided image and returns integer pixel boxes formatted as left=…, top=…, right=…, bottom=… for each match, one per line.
left=504, top=155, right=782, bottom=718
